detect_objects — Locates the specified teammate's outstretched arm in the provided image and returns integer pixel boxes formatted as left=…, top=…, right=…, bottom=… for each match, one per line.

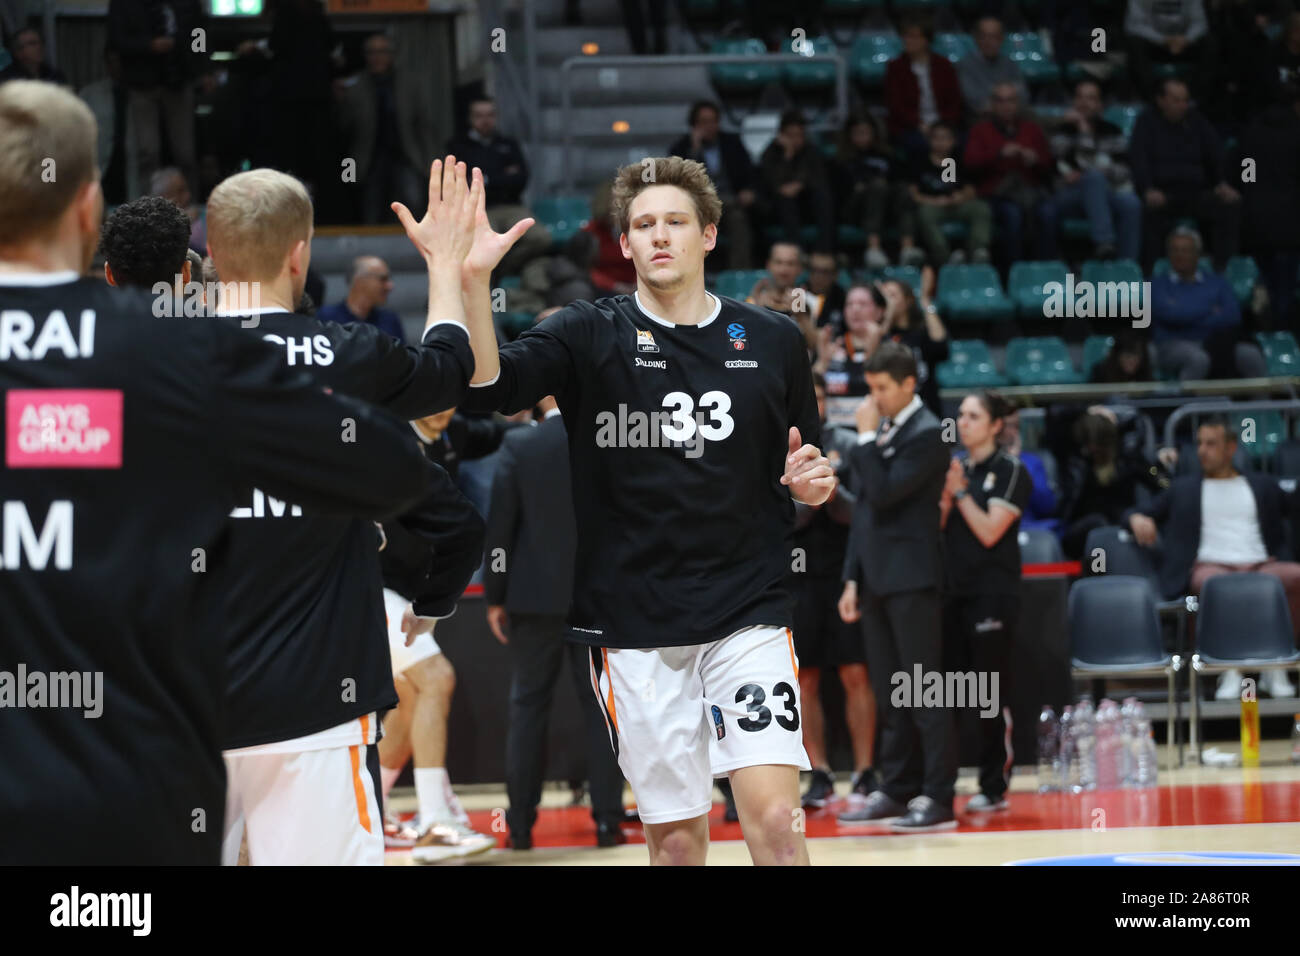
left=781, top=426, right=835, bottom=506
left=461, top=167, right=534, bottom=386
left=391, top=156, right=476, bottom=340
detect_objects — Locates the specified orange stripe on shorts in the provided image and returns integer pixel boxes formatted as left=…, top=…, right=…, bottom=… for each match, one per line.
left=601, top=646, right=619, bottom=733
left=349, top=744, right=373, bottom=834
left=786, top=627, right=798, bottom=679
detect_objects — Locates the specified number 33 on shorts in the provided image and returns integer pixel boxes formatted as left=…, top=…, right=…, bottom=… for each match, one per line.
left=734, top=682, right=800, bottom=732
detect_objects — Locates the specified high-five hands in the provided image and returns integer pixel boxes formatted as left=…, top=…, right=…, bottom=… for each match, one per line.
left=781, top=427, right=834, bottom=505
left=391, top=156, right=479, bottom=267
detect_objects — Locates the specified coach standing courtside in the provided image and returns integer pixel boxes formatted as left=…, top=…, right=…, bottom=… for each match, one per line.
left=485, top=396, right=629, bottom=850
left=0, top=81, right=438, bottom=865
left=836, top=342, right=956, bottom=831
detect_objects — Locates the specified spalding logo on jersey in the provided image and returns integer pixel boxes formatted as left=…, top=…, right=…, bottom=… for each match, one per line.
left=636, top=329, right=659, bottom=353
left=727, top=322, right=746, bottom=351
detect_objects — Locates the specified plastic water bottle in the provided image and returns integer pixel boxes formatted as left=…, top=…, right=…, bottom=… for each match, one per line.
left=1120, top=698, right=1139, bottom=787
left=1058, top=705, right=1077, bottom=792
left=1134, top=718, right=1159, bottom=788
left=1074, top=697, right=1097, bottom=793
left=1037, top=706, right=1060, bottom=792
left=1095, top=699, right=1121, bottom=790
left=1290, top=714, right=1300, bottom=765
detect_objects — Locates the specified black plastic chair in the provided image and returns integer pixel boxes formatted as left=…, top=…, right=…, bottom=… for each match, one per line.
left=1018, top=527, right=1064, bottom=565
left=1082, top=523, right=1197, bottom=647
left=1190, top=573, right=1300, bottom=762
left=1068, top=576, right=1182, bottom=770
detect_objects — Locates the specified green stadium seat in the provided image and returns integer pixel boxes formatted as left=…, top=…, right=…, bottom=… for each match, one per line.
left=1081, top=257, right=1143, bottom=287
left=837, top=268, right=854, bottom=289
left=763, top=225, right=821, bottom=246
left=1082, top=334, right=1114, bottom=379
left=531, top=195, right=591, bottom=245
left=1002, top=32, right=1057, bottom=85
left=714, top=269, right=769, bottom=300
left=1223, top=255, right=1260, bottom=305
left=710, top=38, right=781, bottom=91
left=850, top=32, right=901, bottom=88
left=783, top=35, right=838, bottom=90
left=863, top=264, right=922, bottom=297
left=1061, top=217, right=1092, bottom=241
left=498, top=275, right=521, bottom=290
left=1006, top=336, right=1084, bottom=385
left=1152, top=256, right=1214, bottom=278
left=933, top=32, right=976, bottom=64
left=936, top=264, right=1015, bottom=322
left=837, top=224, right=866, bottom=247
left=936, top=338, right=1008, bottom=387
left=1256, top=331, right=1300, bottom=376
left=1102, top=104, right=1142, bottom=139
left=940, top=220, right=970, bottom=243
left=497, top=311, right=535, bottom=340
left=1236, top=409, right=1286, bottom=460
left=1008, top=260, right=1069, bottom=319
left=1033, top=103, right=1070, bottom=124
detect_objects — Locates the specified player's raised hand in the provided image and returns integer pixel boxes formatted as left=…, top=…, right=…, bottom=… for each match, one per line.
left=400, top=603, right=437, bottom=646
left=781, top=426, right=835, bottom=505
left=391, top=155, right=477, bottom=267
left=462, top=167, right=535, bottom=285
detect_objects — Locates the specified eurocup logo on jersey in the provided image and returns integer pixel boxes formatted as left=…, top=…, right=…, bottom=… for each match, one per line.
left=727, top=322, right=746, bottom=351
left=636, top=329, right=659, bottom=353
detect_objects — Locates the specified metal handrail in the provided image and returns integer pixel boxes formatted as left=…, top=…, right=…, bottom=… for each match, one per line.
left=1162, top=397, right=1300, bottom=448
left=558, top=52, right=849, bottom=193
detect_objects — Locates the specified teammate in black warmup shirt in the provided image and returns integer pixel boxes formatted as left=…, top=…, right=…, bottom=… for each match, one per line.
left=941, top=391, right=1032, bottom=813
left=0, top=81, right=439, bottom=865
left=460, top=157, right=833, bottom=867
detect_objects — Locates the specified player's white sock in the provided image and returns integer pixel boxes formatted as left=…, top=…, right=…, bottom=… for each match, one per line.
left=380, top=765, right=402, bottom=800
left=415, top=767, right=451, bottom=825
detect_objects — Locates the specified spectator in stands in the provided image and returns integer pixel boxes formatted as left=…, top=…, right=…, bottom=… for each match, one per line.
left=817, top=283, right=887, bottom=396
left=794, top=372, right=879, bottom=811
left=338, top=33, right=438, bottom=226
left=107, top=0, right=206, bottom=199
left=957, top=17, right=1029, bottom=119
left=748, top=240, right=819, bottom=355
left=759, top=109, right=835, bottom=253
left=1124, top=0, right=1215, bottom=102
left=1208, top=0, right=1277, bottom=125
left=79, top=47, right=132, bottom=204
left=1059, top=407, right=1169, bottom=558
left=963, top=82, right=1052, bottom=265
left=941, top=390, right=1032, bottom=813
left=1090, top=330, right=1154, bottom=384
left=886, top=14, right=964, bottom=163
left=1128, top=78, right=1241, bottom=269
left=0, top=26, right=66, bottom=85
left=668, top=100, right=757, bottom=269
left=1038, top=79, right=1142, bottom=262
left=317, top=256, right=405, bottom=343
left=879, top=269, right=950, bottom=415
left=99, top=195, right=192, bottom=294
left=910, top=121, right=993, bottom=265
left=800, top=252, right=846, bottom=330
left=445, top=95, right=551, bottom=274
left=998, top=407, right=1059, bottom=532
left=832, top=113, right=924, bottom=270
left=1231, top=85, right=1300, bottom=327
left=150, top=166, right=205, bottom=255
left=1151, top=226, right=1265, bottom=379
left=578, top=181, right=636, bottom=296
left=266, top=0, right=338, bottom=199
left=1125, top=416, right=1299, bottom=698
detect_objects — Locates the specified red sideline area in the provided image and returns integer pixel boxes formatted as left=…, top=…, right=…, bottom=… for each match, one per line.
left=459, top=563, right=1081, bottom=600
left=387, top=781, right=1298, bottom=852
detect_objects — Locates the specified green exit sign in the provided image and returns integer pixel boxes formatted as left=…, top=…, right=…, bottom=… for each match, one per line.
left=211, top=0, right=263, bottom=15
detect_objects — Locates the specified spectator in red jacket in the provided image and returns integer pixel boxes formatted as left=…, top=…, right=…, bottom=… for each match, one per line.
left=885, top=14, right=964, bottom=163
left=963, top=82, right=1052, bottom=265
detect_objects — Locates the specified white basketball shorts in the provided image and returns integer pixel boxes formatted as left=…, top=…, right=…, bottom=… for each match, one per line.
left=384, top=587, right=441, bottom=675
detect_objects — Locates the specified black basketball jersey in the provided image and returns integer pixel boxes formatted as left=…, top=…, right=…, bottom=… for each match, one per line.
left=462, top=292, right=820, bottom=649
left=212, top=311, right=473, bottom=749
left=0, top=275, right=436, bottom=863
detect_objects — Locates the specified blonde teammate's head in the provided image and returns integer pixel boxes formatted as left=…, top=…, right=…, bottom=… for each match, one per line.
left=612, top=157, right=719, bottom=294
left=206, top=168, right=314, bottom=307
left=0, top=81, right=101, bottom=271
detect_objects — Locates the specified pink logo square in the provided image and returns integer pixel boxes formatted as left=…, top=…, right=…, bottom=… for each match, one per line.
left=6, top=389, right=123, bottom=468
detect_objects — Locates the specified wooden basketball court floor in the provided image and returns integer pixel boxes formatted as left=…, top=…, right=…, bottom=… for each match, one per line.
left=385, top=740, right=1300, bottom=866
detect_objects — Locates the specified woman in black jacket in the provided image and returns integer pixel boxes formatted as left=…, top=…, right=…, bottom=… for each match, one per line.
left=879, top=269, right=951, bottom=415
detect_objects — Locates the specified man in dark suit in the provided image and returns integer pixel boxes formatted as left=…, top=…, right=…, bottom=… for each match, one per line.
left=1125, top=416, right=1299, bottom=699
left=835, top=342, right=956, bottom=831
left=484, top=397, right=628, bottom=849
left=668, top=100, right=757, bottom=269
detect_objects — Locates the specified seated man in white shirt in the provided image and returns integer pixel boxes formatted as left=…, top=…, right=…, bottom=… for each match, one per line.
left=1126, top=417, right=1300, bottom=699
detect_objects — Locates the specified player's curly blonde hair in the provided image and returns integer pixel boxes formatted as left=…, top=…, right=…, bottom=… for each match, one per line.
left=610, top=157, right=722, bottom=235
